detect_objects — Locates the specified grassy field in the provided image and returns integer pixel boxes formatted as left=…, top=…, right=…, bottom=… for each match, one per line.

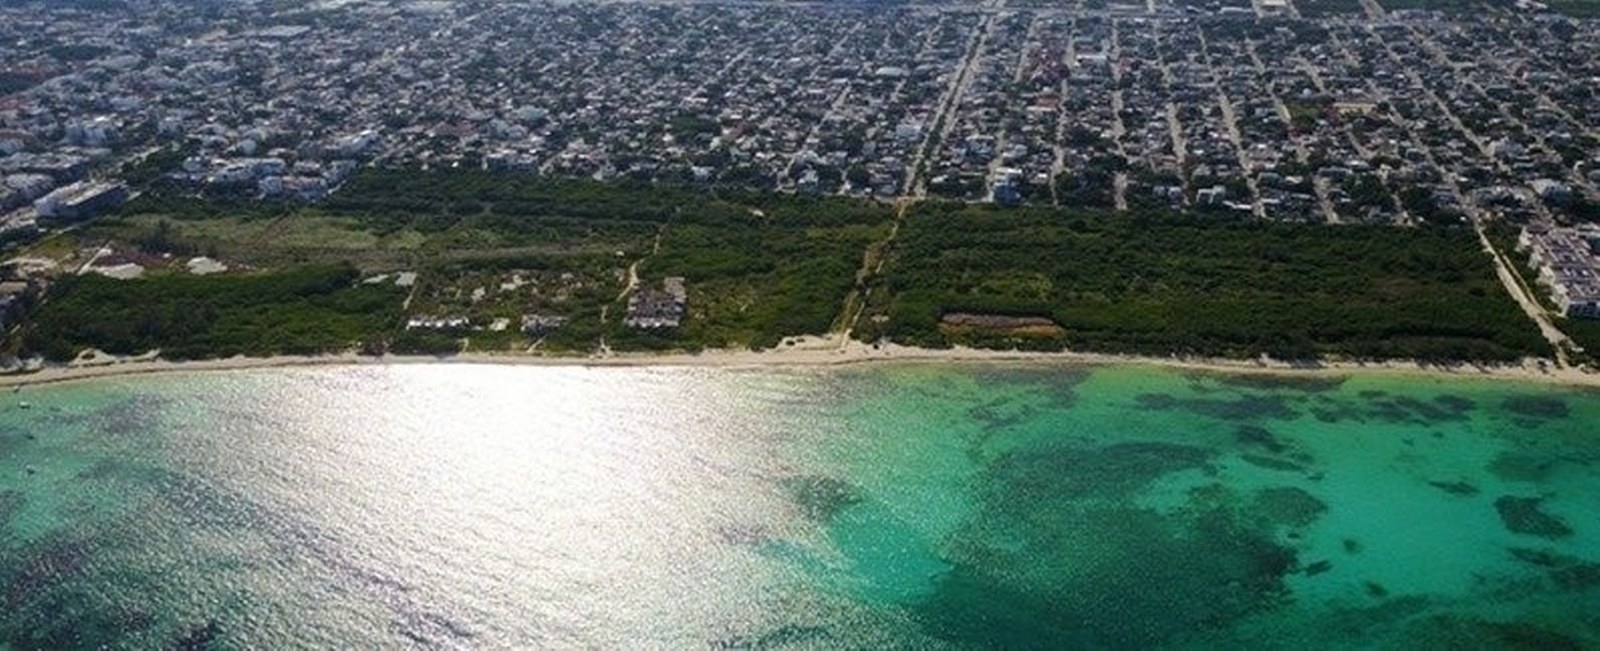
left=78, top=214, right=426, bottom=269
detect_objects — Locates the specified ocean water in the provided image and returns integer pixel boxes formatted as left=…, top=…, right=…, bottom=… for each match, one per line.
left=0, top=363, right=1597, bottom=649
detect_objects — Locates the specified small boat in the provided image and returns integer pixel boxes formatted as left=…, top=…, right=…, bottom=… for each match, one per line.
left=17, top=402, right=29, bottom=410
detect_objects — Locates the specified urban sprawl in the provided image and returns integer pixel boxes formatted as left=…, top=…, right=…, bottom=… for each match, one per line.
left=2, top=0, right=1599, bottom=319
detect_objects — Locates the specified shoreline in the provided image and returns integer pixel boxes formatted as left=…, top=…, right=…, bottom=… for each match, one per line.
left=1, top=338, right=1595, bottom=390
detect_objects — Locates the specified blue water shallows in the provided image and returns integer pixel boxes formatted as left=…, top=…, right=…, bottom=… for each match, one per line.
left=0, top=364, right=1596, bottom=649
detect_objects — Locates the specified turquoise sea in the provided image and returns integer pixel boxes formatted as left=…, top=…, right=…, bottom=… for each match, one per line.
left=0, top=363, right=1597, bottom=649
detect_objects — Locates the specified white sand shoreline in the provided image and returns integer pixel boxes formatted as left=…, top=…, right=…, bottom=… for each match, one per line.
left=1, top=338, right=1595, bottom=390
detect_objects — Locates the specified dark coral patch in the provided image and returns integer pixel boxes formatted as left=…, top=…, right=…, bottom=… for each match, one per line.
left=986, top=441, right=1214, bottom=501
left=1508, top=547, right=1571, bottom=567
left=1493, top=496, right=1573, bottom=539
left=1487, top=452, right=1558, bottom=482
left=1355, top=392, right=1476, bottom=425
left=1133, top=393, right=1297, bottom=421
left=783, top=476, right=862, bottom=522
left=912, top=435, right=1299, bottom=649
left=1251, top=487, right=1328, bottom=528
left=1399, top=615, right=1583, bottom=651
left=1550, top=563, right=1600, bottom=591
left=1310, top=406, right=1359, bottom=423
left=712, top=624, right=828, bottom=650
left=1390, top=396, right=1470, bottom=423
left=1362, top=398, right=1422, bottom=424
left=1507, top=548, right=1600, bottom=591
left=967, top=367, right=1090, bottom=412
left=1501, top=396, right=1570, bottom=421
left=171, top=621, right=222, bottom=651
left=1431, top=394, right=1476, bottom=414
left=916, top=504, right=1296, bottom=649
left=1204, top=373, right=1347, bottom=393
left=1235, top=425, right=1289, bottom=454
left=3, top=540, right=92, bottom=610
left=966, top=400, right=1034, bottom=432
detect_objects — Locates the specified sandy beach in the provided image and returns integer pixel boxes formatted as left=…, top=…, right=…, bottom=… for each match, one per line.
left=1, top=335, right=1595, bottom=390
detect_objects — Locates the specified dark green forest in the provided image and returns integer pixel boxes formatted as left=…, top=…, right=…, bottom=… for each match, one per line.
left=20, top=265, right=404, bottom=361
left=857, top=203, right=1550, bottom=362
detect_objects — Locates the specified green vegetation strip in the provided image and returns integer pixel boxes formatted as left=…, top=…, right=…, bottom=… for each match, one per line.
left=32, top=171, right=896, bottom=357
left=13, top=173, right=1561, bottom=364
left=320, top=171, right=894, bottom=352
left=1564, top=320, right=1600, bottom=366
left=18, top=265, right=404, bottom=361
left=857, top=203, right=1550, bottom=362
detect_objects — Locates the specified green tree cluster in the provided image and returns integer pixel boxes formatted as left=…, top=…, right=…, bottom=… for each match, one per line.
left=862, top=203, right=1549, bottom=362
left=19, top=265, right=403, bottom=361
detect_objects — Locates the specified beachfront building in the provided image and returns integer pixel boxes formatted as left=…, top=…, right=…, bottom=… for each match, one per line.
left=405, top=316, right=470, bottom=330
left=624, top=277, right=687, bottom=329
left=1519, top=223, right=1600, bottom=319
left=521, top=313, right=568, bottom=335
left=32, top=181, right=128, bottom=224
